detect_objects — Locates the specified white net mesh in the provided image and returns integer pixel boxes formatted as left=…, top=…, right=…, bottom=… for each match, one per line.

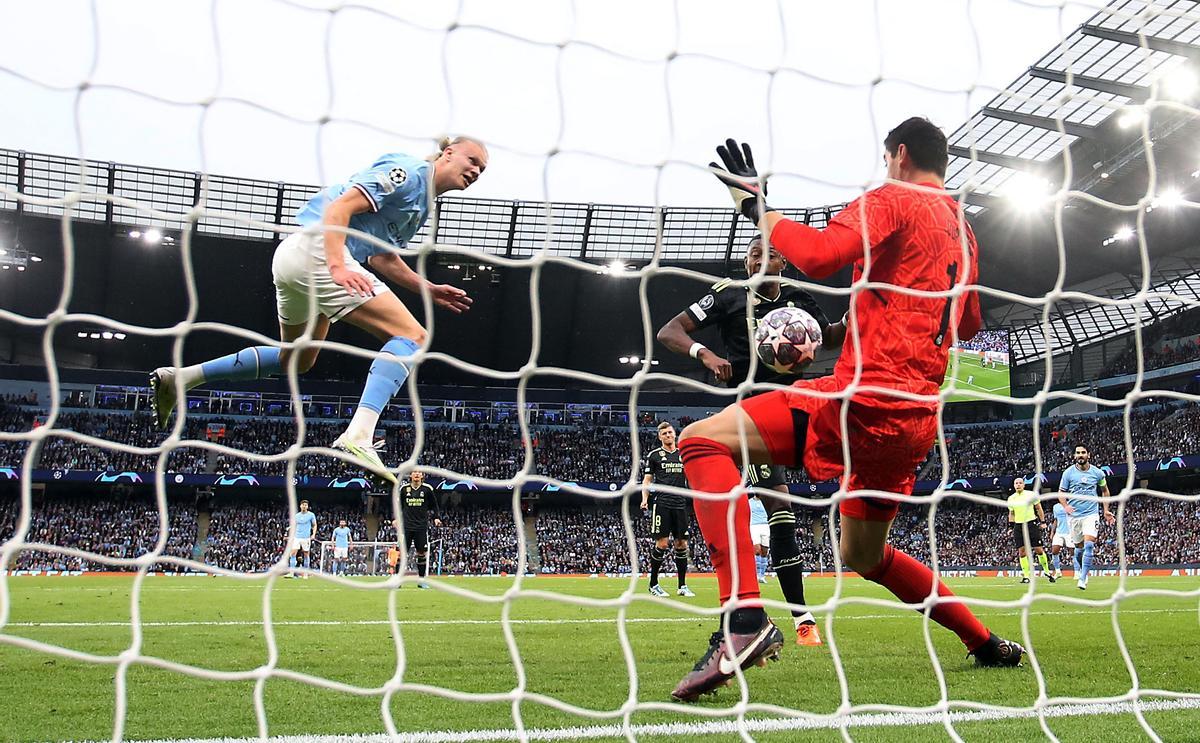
left=1, top=0, right=1200, bottom=741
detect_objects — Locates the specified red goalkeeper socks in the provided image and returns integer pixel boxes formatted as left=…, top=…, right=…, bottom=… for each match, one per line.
left=862, top=544, right=990, bottom=651
left=679, top=437, right=760, bottom=606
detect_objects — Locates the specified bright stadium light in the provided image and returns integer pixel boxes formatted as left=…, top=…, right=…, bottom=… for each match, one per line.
left=1163, top=67, right=1197, bottom=99
left=128, top=230, right=141, bottom=239
left=600, top=259, right=627, bottom=276
left=1118, top=107, right=1146, bottom=129
left=143, top=228, right=163, bottom=244
left=618, top=356, right=629, bottom=364
left=114, top=333, right=126, bottom=340
left=1003, top=172, right=1051, bottom=212
left=1114, top=226, right=1134, bottom=241
left=101, top=331, right=113, bottom=339
left=77, top=332, right=87, bottom=338
left=1157, top=188, right=1184, bottom=208
left=29, top=254, right=42, bottom=262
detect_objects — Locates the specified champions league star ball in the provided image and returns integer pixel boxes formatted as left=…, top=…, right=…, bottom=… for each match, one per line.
left=754, top=307, right=822, bottom=375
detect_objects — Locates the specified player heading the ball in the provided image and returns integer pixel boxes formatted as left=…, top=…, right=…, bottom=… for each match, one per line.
left=149, top=138, right=488, bottom=485
left=672, top=118, right=1024, bottom=702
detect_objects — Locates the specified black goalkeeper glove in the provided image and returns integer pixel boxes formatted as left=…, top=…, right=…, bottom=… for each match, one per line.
left=710, top=138, right=775, bottom=223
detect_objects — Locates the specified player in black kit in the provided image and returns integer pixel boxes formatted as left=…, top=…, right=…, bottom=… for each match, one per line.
left=640, top=421, right=694, bottom=598
left=656, top=237, right=846, bottom=645
left=395, top=470, right=442, bottom=588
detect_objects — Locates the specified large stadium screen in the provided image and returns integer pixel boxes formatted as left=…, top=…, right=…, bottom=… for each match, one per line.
left=940, top=328, right=1011, bottom=402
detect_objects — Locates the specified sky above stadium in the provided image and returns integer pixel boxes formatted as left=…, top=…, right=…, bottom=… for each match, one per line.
left=0, top=0, right=1098, bottom=208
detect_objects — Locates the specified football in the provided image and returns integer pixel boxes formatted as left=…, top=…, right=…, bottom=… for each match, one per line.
left=754, top=307, right=823, bottom=375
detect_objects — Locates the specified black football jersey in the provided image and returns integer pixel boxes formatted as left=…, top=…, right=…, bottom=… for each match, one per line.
left=643, top=447, right=688, bottom=509
left=685, top=278, right=829, bottom=386
left=399, top=483, right=439, bottom=526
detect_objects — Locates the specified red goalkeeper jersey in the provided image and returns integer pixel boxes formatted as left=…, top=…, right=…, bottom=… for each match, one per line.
left=770, top=181, right=981, bottom=408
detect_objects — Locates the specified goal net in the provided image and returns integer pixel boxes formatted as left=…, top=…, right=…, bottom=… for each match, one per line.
left=317, top=540, right=445, bottom=577
left=1, top=0, right=1200, bottom=741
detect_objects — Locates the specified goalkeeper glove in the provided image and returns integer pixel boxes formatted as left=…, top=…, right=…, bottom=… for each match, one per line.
left=710, top=138, right=775, bottom=223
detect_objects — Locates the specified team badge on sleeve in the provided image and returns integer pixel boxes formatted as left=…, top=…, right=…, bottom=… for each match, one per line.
left=699, top=294, right=715, bottom=310
left=388, top=167, right=408, bottom=186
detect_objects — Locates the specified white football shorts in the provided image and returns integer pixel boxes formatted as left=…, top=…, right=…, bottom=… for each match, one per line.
left=272, top=231, right=389, bottom=325
left=333, top=546, right=349, bottom=559
left=290, top=536, right=313, bottom=553
left=1051, top=533, right=1071, bottom=548
left=750, top=523, right=771, bottom=548
left=1068, top=514, right=1099, bottom=543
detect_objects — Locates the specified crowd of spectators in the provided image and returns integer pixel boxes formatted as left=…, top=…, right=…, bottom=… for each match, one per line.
left=7, top=398, right=1200, bottom=488
left=1104, top=337, right=1200, bottom=377
left=0, top=494, right=196, bottom=572
left=1102, top=308, right=1200, bottom=378
left=2, top=489, right=1198, bottom=573
left=954, top=330, right=1008, bottom=355
left=921, top=401, right=1200, bottom=483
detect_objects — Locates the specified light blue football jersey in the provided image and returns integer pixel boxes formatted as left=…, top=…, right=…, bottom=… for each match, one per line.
left=1052, top=503, right=1070, bottom=535
left=333, top=526, right=351, bottom=548
left=295, top=511, right=316, bottom=539
left=748, top=497, right=768, bottom=526
left=296, top=153, right=432, bottom=264
left=1059, top=464, right=1106, bottom=517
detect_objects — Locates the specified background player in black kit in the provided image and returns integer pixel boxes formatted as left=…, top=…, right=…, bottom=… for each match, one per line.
left=396, top=470, right=442, bottom=588
left=640, top=421, right=695, bottom=598
left=657, top=237, right=845, bottom=645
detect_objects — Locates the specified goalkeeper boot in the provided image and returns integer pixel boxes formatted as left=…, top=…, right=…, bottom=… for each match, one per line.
left=648, top=584, right=669, bottom=598
left=149, top=368, right=179, bottom=430
left=331, top=434, right=398, bottom=487
left=671, top=615, right=784, bottom=702
left=968, top=632, right=1025, bottom=668
left=677, top=585, right=696, bottom=598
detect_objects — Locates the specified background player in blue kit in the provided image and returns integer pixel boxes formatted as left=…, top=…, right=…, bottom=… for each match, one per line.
left=149, top=137, right=488, bottom=485
left=331, top=519, right=353, bottom=575
left=1050, top=501, right=1072, bottom=579
left=1057, top=445, right=1115, bottom=590
left=748, top=493, right=770, bottom=584
left=288, top=500, right=317, bottom=579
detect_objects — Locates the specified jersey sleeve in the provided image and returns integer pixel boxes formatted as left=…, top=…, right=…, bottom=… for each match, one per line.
left=348, top=157, right=425, bottom=215
left=684, top=282, right=732, bottom=330
left=643, top=453, right=654, bottom=477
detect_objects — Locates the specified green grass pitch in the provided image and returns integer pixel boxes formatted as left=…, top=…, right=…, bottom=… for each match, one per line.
left=1, top=575, right=1198, bottom=742
left=941, top=352, right=1010, bottom=402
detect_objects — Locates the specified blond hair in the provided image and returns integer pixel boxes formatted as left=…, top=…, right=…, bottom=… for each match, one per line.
left=429, top=135, right=487, bottom=161
left=657, top=421, right=674, bottom=431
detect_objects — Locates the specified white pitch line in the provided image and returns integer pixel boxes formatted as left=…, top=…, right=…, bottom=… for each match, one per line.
left=78, top=697, right=1200, bottom=743
left=4, top=607, right=1194, bottom=629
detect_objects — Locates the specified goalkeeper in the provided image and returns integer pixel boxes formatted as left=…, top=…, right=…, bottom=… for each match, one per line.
left=673, top=119, right=1024, bottom=702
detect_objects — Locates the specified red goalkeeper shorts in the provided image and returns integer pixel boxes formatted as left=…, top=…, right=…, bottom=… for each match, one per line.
left=739, top=376, right=938, bottom=522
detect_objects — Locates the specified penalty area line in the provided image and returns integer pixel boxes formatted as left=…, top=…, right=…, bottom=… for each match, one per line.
left=82, top=697, right=1200, bottom=742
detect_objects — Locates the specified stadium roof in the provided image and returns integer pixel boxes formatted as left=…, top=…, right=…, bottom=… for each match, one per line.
left=3, top=0, right=1200, bottom=370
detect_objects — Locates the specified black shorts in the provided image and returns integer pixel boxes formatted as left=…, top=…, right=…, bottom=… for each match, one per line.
left=1011, top=522, right=1044, bottom=550
left=404, top=528, right=429, bottom=552
left=651, top=504, right=690, bottom=541
left=747, top=463, right=787, bottom=490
